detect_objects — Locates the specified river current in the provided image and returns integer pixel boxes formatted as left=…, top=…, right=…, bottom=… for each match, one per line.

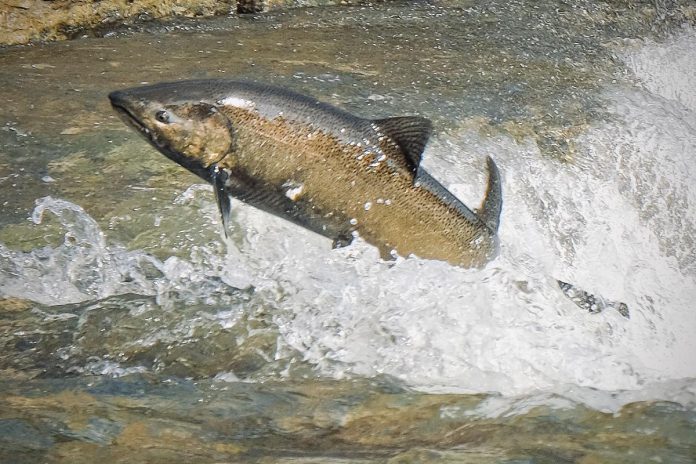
left=1, top=1, right=695, bottom=462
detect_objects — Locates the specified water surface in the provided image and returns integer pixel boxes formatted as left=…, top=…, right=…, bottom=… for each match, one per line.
left=1, top=1, right=695, bottom=462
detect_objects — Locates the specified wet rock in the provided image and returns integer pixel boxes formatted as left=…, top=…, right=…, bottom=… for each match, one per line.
left=0, top=0, right=378, bottom=46
left=0, top=0, right=232, bottom=46
left=0, top=418, right=54, bottom=451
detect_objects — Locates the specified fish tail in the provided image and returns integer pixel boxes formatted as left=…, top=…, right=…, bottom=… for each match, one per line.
left=479, top=156, right=502, bottom=233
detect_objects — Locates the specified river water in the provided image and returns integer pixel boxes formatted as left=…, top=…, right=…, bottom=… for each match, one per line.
left=1, top=1, right=695, bottom=462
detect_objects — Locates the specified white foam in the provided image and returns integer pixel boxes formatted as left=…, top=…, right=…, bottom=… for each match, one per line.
left=623, top=29, right=696, bottom=112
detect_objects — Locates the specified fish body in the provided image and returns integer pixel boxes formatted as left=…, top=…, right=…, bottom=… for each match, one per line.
left=109, top=79, right=502, bottom=267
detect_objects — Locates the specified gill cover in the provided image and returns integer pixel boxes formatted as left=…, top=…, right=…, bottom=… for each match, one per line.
left=156, top=102, right=234, bottom=170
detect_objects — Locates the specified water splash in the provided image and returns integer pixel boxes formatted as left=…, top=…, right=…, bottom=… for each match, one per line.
left=2, top=31, right=695, bottom=413
left=267, top=33, right=696, bottom=402
left=0, top=197, right=158, bottom=305
left=2, top=94, right=694, bottom=408
left=0, top=196, right=244, bottom=310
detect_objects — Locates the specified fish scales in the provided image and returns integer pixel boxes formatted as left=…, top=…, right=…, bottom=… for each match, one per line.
left=217, top=104, right=494, bottom=265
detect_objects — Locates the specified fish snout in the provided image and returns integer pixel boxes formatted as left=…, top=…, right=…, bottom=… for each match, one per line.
left=108, top=90, right=132, bottom=110
left=108, top=90, right=151, bottom=136
left=108, top=90, right=141, bottom=116
left=109, top=90, right=149, bottom=114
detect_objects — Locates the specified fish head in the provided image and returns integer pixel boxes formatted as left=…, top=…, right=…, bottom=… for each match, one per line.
left=109, top=84, right=234, bottom=180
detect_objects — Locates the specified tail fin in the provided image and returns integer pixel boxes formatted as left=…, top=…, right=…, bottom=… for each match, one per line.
left=479, top=156, right=502, bottom=233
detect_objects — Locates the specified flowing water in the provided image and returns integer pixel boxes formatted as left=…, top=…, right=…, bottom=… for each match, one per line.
left=1, top=1, right=695, bottom=462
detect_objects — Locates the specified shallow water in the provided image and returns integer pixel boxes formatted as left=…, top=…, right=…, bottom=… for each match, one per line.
left=1, top=1, right=695, bottom=462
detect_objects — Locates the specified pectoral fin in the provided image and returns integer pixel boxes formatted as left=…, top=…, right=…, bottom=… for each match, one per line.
left=212, top=165, right=232, bottom=237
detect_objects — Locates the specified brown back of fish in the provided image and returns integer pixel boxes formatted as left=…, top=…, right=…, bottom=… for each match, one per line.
left=217, top=105, right=496, bottom=267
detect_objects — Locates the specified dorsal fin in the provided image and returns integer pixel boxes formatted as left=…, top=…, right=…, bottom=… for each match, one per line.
left=374, top=116, right=432, bottom=175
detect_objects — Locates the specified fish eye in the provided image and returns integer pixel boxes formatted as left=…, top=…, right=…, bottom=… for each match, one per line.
left=155, top=110, right=170, bottom=124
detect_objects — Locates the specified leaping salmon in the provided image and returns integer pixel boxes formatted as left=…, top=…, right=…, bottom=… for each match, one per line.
left=109, top=79, right=627, bottom=317
left=109, top=79, right=501, bottom=267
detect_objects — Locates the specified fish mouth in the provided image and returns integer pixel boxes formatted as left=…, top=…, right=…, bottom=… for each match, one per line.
left=108, top=91, right=170, bottom=156
left=109, top=91, right=154, bottom=141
